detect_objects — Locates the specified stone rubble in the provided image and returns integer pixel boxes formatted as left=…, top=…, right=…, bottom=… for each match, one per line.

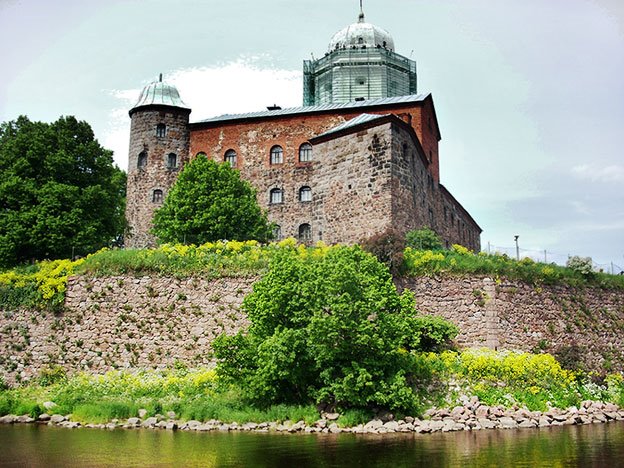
left=1, top=399, right=623, bottom=436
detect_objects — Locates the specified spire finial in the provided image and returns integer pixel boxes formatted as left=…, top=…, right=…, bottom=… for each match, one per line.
left=358, top=0, right=365, bottom=22
left=159, top=73, right=163, bottom=82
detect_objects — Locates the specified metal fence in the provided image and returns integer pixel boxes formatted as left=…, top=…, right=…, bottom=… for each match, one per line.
left=482, top=242, right=623, bottom=275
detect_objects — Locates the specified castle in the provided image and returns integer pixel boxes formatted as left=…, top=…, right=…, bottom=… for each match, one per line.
left=125, top=7, right=482, bottom=250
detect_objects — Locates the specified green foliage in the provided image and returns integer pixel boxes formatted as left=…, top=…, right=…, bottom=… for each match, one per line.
left=214, top=243, right=458, bottom=413
left=152, top=155, right=273, bottom=244
left=405, top=227, right=443, bottom=251
left=403, top=247, right=624, bottom=289
left=0, top=115, right=126, bottom=267
left=0, top=258, right=85, bottom=310
left=38, top=365, right=67, bottom=387
left=360, top=229, right=405, bottom=274
left=566, top=256, right=594, bottom=276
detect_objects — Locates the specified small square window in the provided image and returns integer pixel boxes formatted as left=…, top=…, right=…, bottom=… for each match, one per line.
left=156, top=124, right=166, bottom=138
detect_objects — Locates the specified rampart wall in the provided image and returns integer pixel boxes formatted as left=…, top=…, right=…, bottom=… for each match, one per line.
left=1, top=275, right=622, bottom=385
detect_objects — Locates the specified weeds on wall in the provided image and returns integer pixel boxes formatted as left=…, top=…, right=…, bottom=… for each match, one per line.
left=0, top=258, right=85, bottom=311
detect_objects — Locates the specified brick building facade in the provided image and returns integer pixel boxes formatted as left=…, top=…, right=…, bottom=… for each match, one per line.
left=125, top=10, right=481, bottom=250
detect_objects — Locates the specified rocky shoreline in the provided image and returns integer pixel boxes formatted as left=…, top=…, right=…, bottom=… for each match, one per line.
left=1, top=399, right=623, bottom=435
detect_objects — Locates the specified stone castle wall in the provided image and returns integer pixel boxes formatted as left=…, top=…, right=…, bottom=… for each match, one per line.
left=1, top=274, right=623, bottom=386
left=398, top=277, right=624, bottom=371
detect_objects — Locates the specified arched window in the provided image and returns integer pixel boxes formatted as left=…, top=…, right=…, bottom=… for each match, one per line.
left=298, top=223, right=312, bottom=242
left=272, top=225, right=282, bottom=240
left=270, top=145, right=283, bottom=165
left=137, top=152, right=147, bottom=169
left=224, top=149, right=237, bottom=168
left=196, top=151, right=207, bottom=158
left=269, top=188, right=283, bottom=204
left=299, top=186, right=312, bottom=202
left=298, top=143, right=312, bottom=162
left=152, top=189, right=163, bottom=203
left=167, top=153, right=177, bottom=169
left=156, top=124, right=166, bottom=137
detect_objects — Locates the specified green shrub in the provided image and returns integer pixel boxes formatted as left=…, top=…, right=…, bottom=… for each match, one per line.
left=566, top=256, right=594, bottom=276
left=360, top=229, right=405, bottom=274
left=214, top=244, right=457, bottom=413
left=405, top=227, right=443, bottom=251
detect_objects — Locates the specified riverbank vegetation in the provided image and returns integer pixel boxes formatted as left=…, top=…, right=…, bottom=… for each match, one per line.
left=1, top=349, right=623, bottom=426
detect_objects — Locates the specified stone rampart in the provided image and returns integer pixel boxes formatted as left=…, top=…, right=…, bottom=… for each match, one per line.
left=1, top=274, right=623, bottom=385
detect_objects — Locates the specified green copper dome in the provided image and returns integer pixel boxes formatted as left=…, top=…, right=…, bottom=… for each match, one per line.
left=129, top=74, right=190, bottom=115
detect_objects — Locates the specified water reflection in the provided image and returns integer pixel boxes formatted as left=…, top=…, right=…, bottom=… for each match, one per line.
left=1, top=422, right=623, bottom=467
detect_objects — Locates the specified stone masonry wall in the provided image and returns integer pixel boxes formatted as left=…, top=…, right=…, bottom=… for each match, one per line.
left=0, top=276, right=254, bottom=386
left=3, top=274, right=621, bottom=386
left=398, top=276, right=624, bottom=372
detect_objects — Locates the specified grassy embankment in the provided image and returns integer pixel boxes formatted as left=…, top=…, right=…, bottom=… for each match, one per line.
left=1, top=240, right=623, bottom=424
left=1, top=349, right=624, bottom=426
left=2, top=240, right=622, bottom=313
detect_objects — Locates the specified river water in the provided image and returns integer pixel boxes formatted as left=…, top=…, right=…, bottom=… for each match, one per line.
left=1, top=422, right=624, bottom=467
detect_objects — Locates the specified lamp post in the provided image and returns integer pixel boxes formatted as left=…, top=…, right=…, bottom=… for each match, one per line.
left=514, top=235, right=519, bottom=261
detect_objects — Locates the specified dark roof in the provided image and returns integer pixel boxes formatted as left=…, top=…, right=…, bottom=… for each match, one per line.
left=193, top=94, right=430, bottom=124
left=315, top=113, right=390, bottom=138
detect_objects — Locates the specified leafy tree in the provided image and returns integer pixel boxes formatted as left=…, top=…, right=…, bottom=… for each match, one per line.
left=152, top=155, right=273, bottom=244
left=214, top=244, right=458, bottom=413
left=0, top=116, right=126, bottom=267
left=406, top=227, right=443, bottom=250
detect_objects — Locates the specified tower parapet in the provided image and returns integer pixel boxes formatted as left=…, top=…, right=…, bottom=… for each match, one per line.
left=125, top=75, right=191, bottom=248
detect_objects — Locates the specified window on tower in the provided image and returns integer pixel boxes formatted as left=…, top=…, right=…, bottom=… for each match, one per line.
left=156, top=124, right=166, bottom=137
left=152, top=189, right=163, bottom=203
left=224, top=149, right=237, bottom=168
left=272, top=225, right=282, bottom=240
left=167, top=153, right=177, bottom=169
left=298, top=143, right=312, bottom=162
left=298, top=223, right=312, bottom=242
left=137, top=151, right=147, bottom=169
left=270, top=145, right=283, bottom=165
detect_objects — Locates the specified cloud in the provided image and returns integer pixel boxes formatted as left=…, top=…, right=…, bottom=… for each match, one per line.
left=571, top=164, right=624, bottom=183
left=104, top=57, right=301, bottom=170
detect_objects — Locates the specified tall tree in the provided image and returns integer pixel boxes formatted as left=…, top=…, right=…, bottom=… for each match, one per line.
left=152, top=155, right=273, bottom=244
left=0, top=115, right=126, bottom=267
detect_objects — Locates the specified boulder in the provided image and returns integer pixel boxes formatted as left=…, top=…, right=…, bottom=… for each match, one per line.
left=383, top=420, right=399, bottom=431
left=498, top=417, right=518, bottom=429
left=16, top=415, right=35, bottom=423
left=0, top=415, right=17, bottom=424
left=363, top=419, right=383, bottom=431
left=138, top=409, right=148, bottom=419
left=142, top=417, right=158, bottom=428
left=478, top=418, right=497, bottom=429
left=126, top=417, right=141, bottom=426
left=38, top=413, right=51, bottom=422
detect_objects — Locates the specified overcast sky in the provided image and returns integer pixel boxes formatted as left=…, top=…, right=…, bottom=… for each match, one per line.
left=1, top=0, right=622, bottom=268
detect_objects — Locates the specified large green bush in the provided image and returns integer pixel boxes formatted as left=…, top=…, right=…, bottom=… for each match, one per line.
left=152, top=155, right=273, bottom=244
left=214, top=243, right=457, bottom=413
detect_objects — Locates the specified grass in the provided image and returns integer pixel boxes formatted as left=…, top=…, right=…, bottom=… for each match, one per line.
left=1, top=350, right=623, bottom=424
left=403, top=246, right=624, bottom=289
left=1, top=240, right=622, bottom=312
